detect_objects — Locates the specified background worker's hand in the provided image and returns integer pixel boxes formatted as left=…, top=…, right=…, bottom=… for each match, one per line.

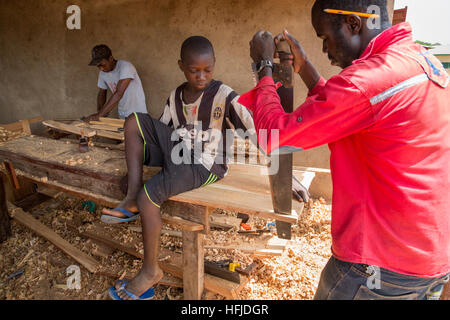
left=249, top=30, right=276, bottom=64
left=82, top=113, right=100, bottom=123
left=292, top=175, right=310, bottom=203
left=274, top=30, right=308, bottom=73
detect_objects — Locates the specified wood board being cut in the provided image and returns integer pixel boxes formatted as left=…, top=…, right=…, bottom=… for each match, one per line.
left=43, top=118, right=124, bottom=141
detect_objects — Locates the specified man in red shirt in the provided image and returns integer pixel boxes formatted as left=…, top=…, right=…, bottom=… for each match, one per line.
left=239, top=0, right=450, bottom=299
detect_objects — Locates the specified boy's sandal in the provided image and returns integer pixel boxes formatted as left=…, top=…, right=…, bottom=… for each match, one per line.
left=108, top=280, right=155, bottom=300
left=100, top=208, right=140, bottom=224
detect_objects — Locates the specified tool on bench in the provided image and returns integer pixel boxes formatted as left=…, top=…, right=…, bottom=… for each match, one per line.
left=204, top=259, right=241, bottom=284
left=204, top=259, right=260, bottom=283
left=228, top=262, right=240, bottom=272
left=240, top=222, right=251, bottom=231
left=237, top=229, right=271, bottom=235
left=79, top=136, right=89, bottom=153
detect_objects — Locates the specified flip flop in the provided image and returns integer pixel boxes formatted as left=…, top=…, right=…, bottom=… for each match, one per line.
left=100, top=208, right=140, bottom=224
left=108, top=280, right=155, bottom=300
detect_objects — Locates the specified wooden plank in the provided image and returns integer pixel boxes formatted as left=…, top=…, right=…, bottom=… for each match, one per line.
left=99, top=117, right=125, bottom=126
left=95, top=129, right=124, bottom=141
left=159, top=261, right=245, bottom=299
left=162, top=215, right=204, bottom=232
left=43, top=120, right=96, bottom=137
left=78, top=227, right=144, bottom=259
left=16, top=169, right=121, bottom=209
left=89, top=121, right=124, bottom=129
left=182, top=230, right=204, bottom=300
left=0, top=174, right=11, bottom=242
left=7, top=202, right=100, bottom=273
left=87, top=124, right=121, bottom=132
left=209, top=212, right=242, bottom=230
left=20, top=120, right=31, bottom=135
left=0, top=117, right=43, bottom=133
left=161, top=201, right=210, bottom=234
left=4, top=161, right=20, bottom=190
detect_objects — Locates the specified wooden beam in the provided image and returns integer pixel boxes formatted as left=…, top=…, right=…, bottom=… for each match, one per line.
left=0, top=117, right=43, bottom=133
left=162, top=215, right=204, bottom=232
left=99, top=117, right=125, bottom=126
left=182, top=230, right=204, bottom=300
left=7, top=202, right=100, bottom=273
left=87, top=124, right=121, bottom=132
left=42, top=120, right=96, bottom=137
left=19, top=120, right=31, bottom=135
left=0, top=175, right=11, bottom=243
left=95, top=129, right=124, bottom=141
left=78, top=227, right=143, bottom=259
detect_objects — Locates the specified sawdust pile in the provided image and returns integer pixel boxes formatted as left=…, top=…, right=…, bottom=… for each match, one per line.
left=0, top=194, right=331, bottom=300
left=0, top=127, right=26, bottom=143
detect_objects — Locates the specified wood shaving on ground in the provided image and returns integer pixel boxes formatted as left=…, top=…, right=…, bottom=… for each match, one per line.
left=0, top=194, right=331, bottom=300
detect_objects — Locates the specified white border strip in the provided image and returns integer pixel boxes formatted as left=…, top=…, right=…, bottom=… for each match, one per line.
left=370, top=73, right=429, bottom=105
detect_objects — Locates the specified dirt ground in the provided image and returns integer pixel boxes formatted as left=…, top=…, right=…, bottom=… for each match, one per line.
left=0, top=193, right=331, bottom=300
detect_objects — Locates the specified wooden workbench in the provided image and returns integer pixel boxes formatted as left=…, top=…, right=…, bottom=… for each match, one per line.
left=0, top=135, right=313, bottom=299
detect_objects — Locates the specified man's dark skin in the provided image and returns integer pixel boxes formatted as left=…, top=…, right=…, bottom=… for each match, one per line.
left=247, top=7, right=391, bottom=208
left=250, top=10, right=389, bottom=87
left=83, top=55, right=132, bottom=123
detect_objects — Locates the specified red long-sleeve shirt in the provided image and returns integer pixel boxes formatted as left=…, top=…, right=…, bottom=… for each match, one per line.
left=238, top=23, right=450, bottom=278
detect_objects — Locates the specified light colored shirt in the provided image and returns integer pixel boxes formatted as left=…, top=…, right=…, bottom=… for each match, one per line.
left=97, top=60, right=147, bottom=119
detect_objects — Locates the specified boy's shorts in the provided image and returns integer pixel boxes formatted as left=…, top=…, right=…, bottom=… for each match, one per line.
left=133, top=112, right=219, bottom=208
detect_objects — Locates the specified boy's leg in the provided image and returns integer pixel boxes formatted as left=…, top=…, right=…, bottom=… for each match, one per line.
left=114, top=188, right=163, bottom=299
left=102, top=113, right=165, bottom=218
left=102, top=114, right=142, bottom=217
left=113, top=163, right=217, bottom=298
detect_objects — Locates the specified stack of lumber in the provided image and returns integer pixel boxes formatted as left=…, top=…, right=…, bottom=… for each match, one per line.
left=43, top=117, right=125, bottom=141
left=0, top=117, right=44, bottom=140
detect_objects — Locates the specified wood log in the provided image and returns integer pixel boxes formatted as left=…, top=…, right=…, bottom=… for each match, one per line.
left=0, top=174, right=11, bottom=242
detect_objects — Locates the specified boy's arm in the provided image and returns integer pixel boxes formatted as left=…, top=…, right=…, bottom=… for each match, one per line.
left=97, top=88, right=107, bottom=113
left=159, top=99, right=173, bottom=127
left=228, top=96, right=310, bottom=202
left=83, top=78, right=131, bottom=122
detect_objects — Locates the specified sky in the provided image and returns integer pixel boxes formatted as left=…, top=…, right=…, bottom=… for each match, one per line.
left=394, top=0, right=450, bottom=45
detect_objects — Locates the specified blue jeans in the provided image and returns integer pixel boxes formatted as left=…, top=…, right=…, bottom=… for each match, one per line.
left=314, top=256, right=449, bottom=300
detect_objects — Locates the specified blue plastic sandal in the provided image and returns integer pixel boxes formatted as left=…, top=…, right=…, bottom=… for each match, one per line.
left=100, top=208, right=140, bottom=224
left=108, top=280, right=155, bottom=300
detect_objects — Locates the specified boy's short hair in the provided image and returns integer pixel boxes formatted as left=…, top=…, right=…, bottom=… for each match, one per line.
left=180, top=36, right=215, bottom=61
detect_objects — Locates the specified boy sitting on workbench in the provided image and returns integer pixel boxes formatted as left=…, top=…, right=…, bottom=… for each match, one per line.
left=103, top=36, right=258, bottom=300
left=103, top=36, right=310, bottom=300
